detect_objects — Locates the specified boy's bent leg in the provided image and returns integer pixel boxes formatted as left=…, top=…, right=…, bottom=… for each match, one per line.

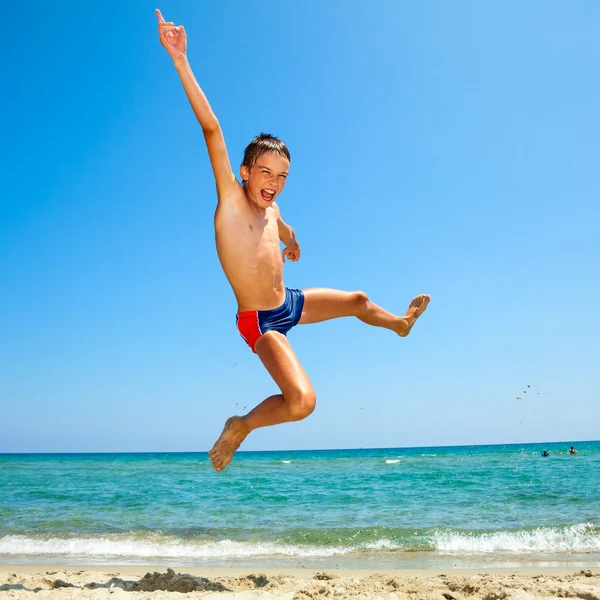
left=298, top=288, right=430, bottom=337
left=209, top=331, right=315, bottom=472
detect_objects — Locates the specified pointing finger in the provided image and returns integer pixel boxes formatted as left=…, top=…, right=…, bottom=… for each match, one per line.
left=155, top=8, right=165, bottom=23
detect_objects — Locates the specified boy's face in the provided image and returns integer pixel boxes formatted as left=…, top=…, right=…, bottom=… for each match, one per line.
left=240, top=151, right=290, bottom=209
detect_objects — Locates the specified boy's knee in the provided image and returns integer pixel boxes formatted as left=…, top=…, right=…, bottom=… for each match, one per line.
left=287, top=388, right=316, bottom=421
left=352, top=290, right=369, bottom=313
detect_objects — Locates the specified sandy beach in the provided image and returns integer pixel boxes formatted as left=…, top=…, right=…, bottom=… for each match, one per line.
left=1, top=565, right=599, bottom=599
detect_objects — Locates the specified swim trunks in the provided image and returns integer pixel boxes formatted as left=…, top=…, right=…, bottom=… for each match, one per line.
left=236, top=287, right=305, bottom=353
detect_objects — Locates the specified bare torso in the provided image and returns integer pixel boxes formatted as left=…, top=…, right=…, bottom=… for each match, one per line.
left=214, top=184, right=285, bottom=312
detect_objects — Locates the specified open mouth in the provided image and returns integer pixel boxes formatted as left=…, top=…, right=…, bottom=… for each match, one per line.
left=260, top=188, right=276, bottom=202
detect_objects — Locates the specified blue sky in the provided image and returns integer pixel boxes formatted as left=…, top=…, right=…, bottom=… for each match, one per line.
left=1, top=1, right=598, bottom=453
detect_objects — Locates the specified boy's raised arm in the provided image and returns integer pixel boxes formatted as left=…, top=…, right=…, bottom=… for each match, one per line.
left=156, top=9, right=238, bottom=200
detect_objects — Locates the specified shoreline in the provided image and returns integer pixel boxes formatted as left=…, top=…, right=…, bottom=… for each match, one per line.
left=2, top=552, right=599, bottom=571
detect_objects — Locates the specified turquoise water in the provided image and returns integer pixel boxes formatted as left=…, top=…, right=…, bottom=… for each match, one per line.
left=1, top=441, right=599, bottom=569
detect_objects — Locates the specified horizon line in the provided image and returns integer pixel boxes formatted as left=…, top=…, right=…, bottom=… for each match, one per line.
left=0, top=438, right=597, bottom=456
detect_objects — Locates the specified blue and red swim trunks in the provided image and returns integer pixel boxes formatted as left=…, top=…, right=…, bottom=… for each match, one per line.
left=236, top=287, right=305, bottom=353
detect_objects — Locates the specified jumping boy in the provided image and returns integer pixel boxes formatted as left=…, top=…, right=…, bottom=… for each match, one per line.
left=156, top=9, right=430, bottom=472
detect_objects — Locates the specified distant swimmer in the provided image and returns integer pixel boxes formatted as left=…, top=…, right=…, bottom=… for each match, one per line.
left=541, top=450, right=550, bottom=457
left=568, top=446, right=578, bottom=455
left=155, top=9, right=431, bottom=472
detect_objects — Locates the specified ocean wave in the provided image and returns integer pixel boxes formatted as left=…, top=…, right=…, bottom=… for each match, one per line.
left=431, top=523, right=600, bottom=553
left=0, top=531, right=410, bottom=559
left=385, top=459, right=401, bottom=464
left=1, top=524, right=598, bottom=560
left=0, top=534, right=357, bottom=559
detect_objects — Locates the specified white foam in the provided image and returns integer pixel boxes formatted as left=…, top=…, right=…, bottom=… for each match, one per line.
left=432, top=524, right=600, bottom=553
left=359, top=538, right=403, bottom=551
left=281, top=460, right=292, bottom=464
left=0, top=535, right=353, bottom=559
left=385, top=459, right=401, bottom=464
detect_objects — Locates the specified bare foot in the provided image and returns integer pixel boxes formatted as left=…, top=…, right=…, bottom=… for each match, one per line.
left=209, top=416, right=249, bottom=472
left=396, top=294, right=430, bottom=337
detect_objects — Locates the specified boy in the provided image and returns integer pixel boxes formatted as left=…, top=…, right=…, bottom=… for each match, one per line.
left=156, top=9, right=430, bottom=472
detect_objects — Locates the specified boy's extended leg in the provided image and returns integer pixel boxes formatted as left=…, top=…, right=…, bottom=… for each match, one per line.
left=299, top=289, right=430, bottom=336
left=209, top=331, right=315, bottom=472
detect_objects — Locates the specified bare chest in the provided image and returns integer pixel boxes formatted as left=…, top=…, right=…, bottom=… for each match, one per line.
left=215, top=204, right=280, bottom=256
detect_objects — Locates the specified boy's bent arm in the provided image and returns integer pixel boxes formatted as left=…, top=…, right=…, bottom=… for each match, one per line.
left=173, top=57, right=237, bottom=199
left=277, top=216, right=297, bottom=248
left=156, top=9, right=237, bottom=200
left=275, top=204, right=300, bottom=263
left=274, top=203, right=297, bottom=246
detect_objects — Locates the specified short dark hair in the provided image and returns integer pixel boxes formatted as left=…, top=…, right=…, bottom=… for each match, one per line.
left=242, top=133, right=290, bottom=169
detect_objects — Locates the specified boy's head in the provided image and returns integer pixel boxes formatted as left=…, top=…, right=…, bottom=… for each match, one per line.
left=240, top=133, right=290, bottom=208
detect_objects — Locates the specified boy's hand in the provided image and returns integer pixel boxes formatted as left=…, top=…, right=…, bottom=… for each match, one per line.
left=282, top=244, right=301, bottom=263
left=156, top=8, right=187, bottom=61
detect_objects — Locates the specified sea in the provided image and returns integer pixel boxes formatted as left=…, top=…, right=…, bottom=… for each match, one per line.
left=1, top=441, right=599, bottom=570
